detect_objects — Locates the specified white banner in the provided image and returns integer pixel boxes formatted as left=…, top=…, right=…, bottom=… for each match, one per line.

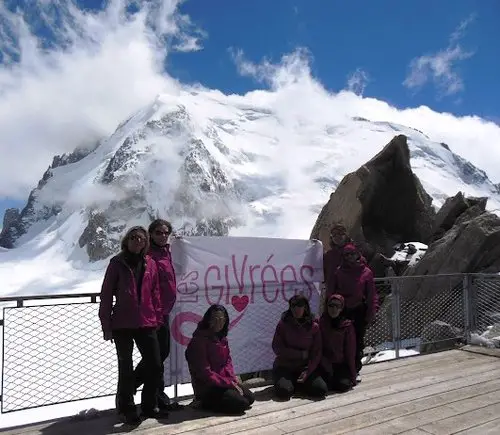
left=167, top=236, right=324, bottom=384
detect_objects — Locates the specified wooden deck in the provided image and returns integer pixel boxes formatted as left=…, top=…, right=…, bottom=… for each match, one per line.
left=4, top=348, right=500, bottom=435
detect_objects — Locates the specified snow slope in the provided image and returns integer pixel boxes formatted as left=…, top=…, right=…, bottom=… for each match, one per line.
left=1, top=89, right=500, bottom=296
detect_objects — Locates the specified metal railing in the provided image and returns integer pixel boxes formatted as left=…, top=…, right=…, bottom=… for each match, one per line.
left=1, top=273, right=499, bottom=413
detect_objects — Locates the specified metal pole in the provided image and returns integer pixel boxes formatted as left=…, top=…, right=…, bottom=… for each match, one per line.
left=392, top=280, right=401, bottom=359
left=463, top=274, right=471, bottom=345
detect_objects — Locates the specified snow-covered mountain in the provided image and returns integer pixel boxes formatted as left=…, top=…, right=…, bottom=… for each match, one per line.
left=1, top=90, right=500, bottom=296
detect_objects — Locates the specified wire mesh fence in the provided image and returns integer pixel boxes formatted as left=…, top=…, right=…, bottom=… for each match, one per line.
left=365, top=275, right=466, bottom=358
left=1, top=273, right=499, bottom=413
left=469, top=274, right=500, bottom=348
left=0, top=296, right=146, bottom=413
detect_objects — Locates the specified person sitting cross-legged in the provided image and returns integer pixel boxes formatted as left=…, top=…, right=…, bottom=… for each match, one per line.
left=185, top=304, right=255, bottom=415
left=272, top=294, right=327, bottom=400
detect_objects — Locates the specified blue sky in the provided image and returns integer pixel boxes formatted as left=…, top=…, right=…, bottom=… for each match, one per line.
left=168, top=0, right=499, bottom=118
left=1, top=0, right=499, bottom=221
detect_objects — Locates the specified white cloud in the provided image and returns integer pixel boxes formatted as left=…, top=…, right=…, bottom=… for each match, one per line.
left=229, top=47, right=314, bottom=90
left=0, top=0, right=204, bottom=198
left=232, top=48, right=500, bottom=183
left=403, top=14, right=476, bottom=97
left=346, top=68, right=370, bottom=96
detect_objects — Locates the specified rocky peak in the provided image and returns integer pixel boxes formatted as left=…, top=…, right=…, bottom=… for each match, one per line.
left=0, top=142, right=99, bottom=249
left=311, top=134, right=435, bottom=256
left=76, top=106, right=242, bottom=261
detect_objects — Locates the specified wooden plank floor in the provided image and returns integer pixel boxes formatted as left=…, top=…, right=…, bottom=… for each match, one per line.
left=3, top=349, right=500, bottom=435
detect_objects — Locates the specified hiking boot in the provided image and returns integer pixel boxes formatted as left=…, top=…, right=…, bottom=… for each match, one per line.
left=141, top=407, right=169, bottom=420
left=120, top=409, right=141, bottom=426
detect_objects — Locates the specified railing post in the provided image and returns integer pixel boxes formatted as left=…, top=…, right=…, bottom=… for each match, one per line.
left=391, top=280, right=401, bottom=359
left=462, top=273, right=477, bottom=345
left=171, top=300, right=181, bottom=401
left=463, top=274, right=471, bottom=344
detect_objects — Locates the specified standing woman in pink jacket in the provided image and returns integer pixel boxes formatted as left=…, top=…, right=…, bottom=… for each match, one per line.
left=99, top=226, right=166, bottom=425
left=185, top=304, right=255, bottom=415
left=327, top=243, right=378, bottom=383
left=272, top=294, right=327, bottom=400
left=133, top=219, right=183, bottom=411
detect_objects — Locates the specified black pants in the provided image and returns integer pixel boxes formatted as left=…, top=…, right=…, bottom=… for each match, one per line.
left=273, top=366, right=328, bottom=399
left=114, top=328, right=162, bottom=414
left=134, top=318, right=171, bottom=406
left=200, top=385, right=255, bottom=415
left=344, top=305, right=367, bottom=373
left=320, top=364, right=352, bottom=393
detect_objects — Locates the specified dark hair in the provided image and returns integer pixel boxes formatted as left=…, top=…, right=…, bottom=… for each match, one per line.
left=120, top=226, right=149, bottom=255
left=149, top=219, right=173, bottom=236
left=283, top=294, right=314, bottom=326
left=197, top=304, right=230, bottom=338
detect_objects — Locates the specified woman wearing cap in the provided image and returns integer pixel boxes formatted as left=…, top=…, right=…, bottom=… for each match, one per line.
left=319, top=294, right=357, bottom=392
left=133, top=219, right=183, bottom=411
left=99, top=226, right=166, bottom=425
left=271, top=294, right=327, bottom=400
left=327, top=243, right=378, bottom=383
left=185, top=304, right=255, bottom=414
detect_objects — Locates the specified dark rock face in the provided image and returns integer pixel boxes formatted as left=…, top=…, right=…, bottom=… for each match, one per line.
left=431, top=192, right=487, bottom=242
left=398, top=210, right=500, bottom=340
left=0, top=143, right=99, bottom=249
left=407, top=208, right=500, bottom=283
left=78, top=211, right=120, bottom=261
left=79, top=190, right=150, bottom=261
left=0, top=208, right=21, bottom=248
left=310, top=135, right=435, bottom=256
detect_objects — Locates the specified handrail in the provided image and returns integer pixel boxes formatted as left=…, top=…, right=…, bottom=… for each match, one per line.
left=0, top=292, right=100, bottom=303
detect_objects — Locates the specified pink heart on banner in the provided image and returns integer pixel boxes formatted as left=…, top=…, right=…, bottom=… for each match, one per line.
left=231, top=294, right=249, bottom=312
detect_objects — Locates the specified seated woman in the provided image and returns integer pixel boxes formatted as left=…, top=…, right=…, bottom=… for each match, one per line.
left=185, top=304, right=255, bottom=415
left=319, top=294, right=357, bottom=392
left=272, top=294, right=327, bottom=400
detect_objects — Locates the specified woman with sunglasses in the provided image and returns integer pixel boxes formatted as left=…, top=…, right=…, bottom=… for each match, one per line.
left=271, top=294, right=327, bottom=400
left=133, top=219, right=183, bottom=411
left=327, top=243, right=378, bottom=384
left=185, top=304, right=255, bottom=414
left=320, top=294, right=357, bottom=392
left=99, top=226, right=166, bottom=425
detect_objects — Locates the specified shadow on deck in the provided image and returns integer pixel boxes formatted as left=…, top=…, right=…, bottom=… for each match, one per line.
left=4, top=348, right=500, bottom=435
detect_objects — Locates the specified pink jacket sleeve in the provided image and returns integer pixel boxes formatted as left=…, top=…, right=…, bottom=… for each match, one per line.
left=305, top=323, right=322, bottom=377
left=272, top=321, right=306, bottom=360
left=364, top=270, right=378, bottom=325
left=344, top=323, right=357, bottom=385
left=99, top=261, right=117, bottom=336
left=150, top=260, right=163, bottom=325
left=189, top=337, right=234, bottom=388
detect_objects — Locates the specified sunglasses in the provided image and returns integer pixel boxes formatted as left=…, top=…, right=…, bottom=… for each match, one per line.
left=290, top=300, right=306, bottom=308
left=328, top=303, right=342, bottom=309
left=154, top=230, right=170, bottom=236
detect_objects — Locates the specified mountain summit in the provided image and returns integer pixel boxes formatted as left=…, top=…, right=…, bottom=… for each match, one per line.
left=1, top=91, right=499, bottom=267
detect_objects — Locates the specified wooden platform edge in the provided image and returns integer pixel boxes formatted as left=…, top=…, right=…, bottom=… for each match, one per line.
left=460, top=345, right=500, bottom=359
